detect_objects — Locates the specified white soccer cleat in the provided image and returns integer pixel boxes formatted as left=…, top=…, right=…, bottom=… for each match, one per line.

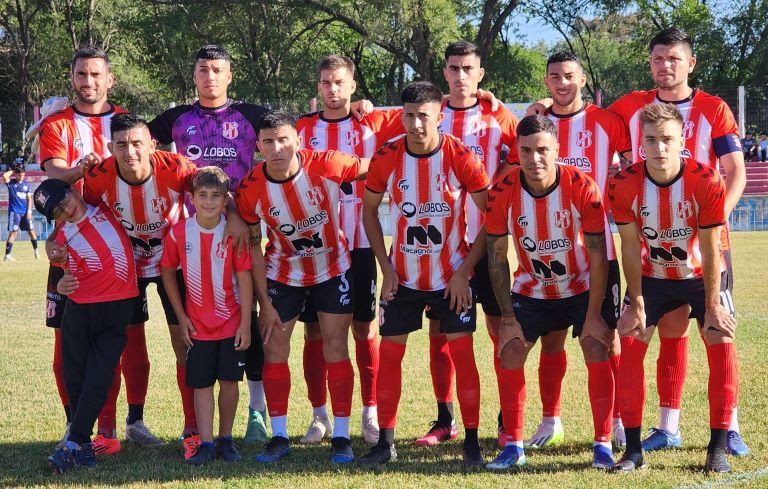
left=612, top=418, right=626, bottom=449
left=299, top=414, right=332, bottom=444
left=125, top=420, right=165, bottom=448
left=361, top=412, right=380, bottom=445
left=34, top=250, right=40, bottom=259
left=4, top=255, right=14, bottom=261
left=525, top=419, right=565, bottom=449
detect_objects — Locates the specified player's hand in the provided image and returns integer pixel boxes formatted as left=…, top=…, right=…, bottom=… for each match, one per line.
left=74, top=152, right=102, bottom=177
left=476, top=88, right=500, bottom=111
left=380, top=267, right=399, bottom=302
left=497, top=315, right=529, bottom=355
left=526, top=102, right=548, bottom=116
left=223, top=211, right=249, bottom=256
left=580, top=314, right=612, bottom=348
left=179, top=315, right=196, bottom=349
left=703, top=305, right=737, bottom=338
left=235, top=321, right=252, bottom=351
left=258, top=302, right=284, bottom=345
left=350, top=99, right=374, bottom=120
left=56, top=271, right=78, bottom=296
left=444, top=272, right=472, bottom=314
left=618, top=303, right=646, bottom=337
left=46, top=240, right=69, bottom=264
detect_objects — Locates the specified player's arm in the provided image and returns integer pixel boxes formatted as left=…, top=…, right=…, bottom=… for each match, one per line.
left=247, top=223, right=283, bottom=345
left=445, top=190, right=488, bottom=313
left=526, top=97, right=553, bottom=116
left=224, top=194, right=249, bottom=255
left=45, top=220, right=68, bottom=264
left=581, top=232, right=611, bottom=348
left=234, top=269, right=253, bottom=351
left=719, top=151, right=746, bottom=216
left=1, top=170, right=11, bottom=184
left=362, top=188, right=397, bottom=301
left=26, top=190, right=33, bottom=217
left=700, top=226, right=736, bottom=339
left=350, top=99, right=374, bottom=120
left=616, top=221, right=646, bottom=336
left=354, top=157, right=372, bottom=180
left=161, top=264, right=196, bottom=348
left=44, top=152, right=102, bottom=184
left=487, top=233, right=529, bottom=350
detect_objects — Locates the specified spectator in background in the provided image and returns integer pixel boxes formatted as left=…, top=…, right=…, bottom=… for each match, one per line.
left=758, top=132, right=768, bottom=162
left=741, top=131, right=757, bottom=162
left=3, top=163, right=39, bottom=260
left=13, top=149, right=25, bottom=168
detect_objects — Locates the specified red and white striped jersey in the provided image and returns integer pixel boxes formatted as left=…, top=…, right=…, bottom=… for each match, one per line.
left=545, top=103, right=631, bottom=260
left=486, top=165, right=606, bottom=300
left=83, top=151, right=195, bottom=278
left=366, top=134, right=490, bottom=291
left=440, top=100, right=519, bottom=243
left=608, top=160, right=726, bottom=280
left=55, top=202, right=138, bottom=304
left=297, top=109, right=402, bottom=249
left=161, top=216, right=251, bottom=340
left=235, top=150, right=360, bottom=287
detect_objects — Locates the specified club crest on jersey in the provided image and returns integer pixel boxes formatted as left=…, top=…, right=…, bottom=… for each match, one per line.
left=576, top=130, right=593, bottom=149
left=676, top=200, right=693, bottom=220
left=151, top=197, right=169, bottom=214
left=434, top=174, right=449, bottom=192
left=517, top=216, right=529, bottom=227
left=344, top=130, right=360, bottom=147
left=222, top=122, right=239, bottom=140
left=306, top=186, right=325, bottom=206
left=682, top=120, right=694, bottom=140
left=397, top=179, right=409, bottom=191
left=471, top=120, right=488, bottom=137
left=215, top=241, right=227, bottom=259
left=269, top=206, right=280, bottom=217
left=554, top=209, right=571, bottom=229
left=92, top=210, right=108, bottom=223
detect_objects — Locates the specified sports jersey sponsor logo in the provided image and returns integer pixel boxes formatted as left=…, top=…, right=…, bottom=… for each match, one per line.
left=279, top=224, right=296, bottom=236
left=676, top=201, right=693, bottom=220
left=576, top=130, right=593, bottom=149
left=344, top=130, right=360, bottom=147
left=186, top=125, right=196, bottom=136
left=465, top=145, right=485, bottom=160
left=309, top=136, right=320, bottom=148
left=399, top=201, right=451, bottom=219
left=269, top=206, right=280, bottom=217
left=306, top=186, right=325, bottom=206
left=74, top=138, right=84, bottom=151
left=187, top=145, right=203, bottom=161
left=520, top=236, right=537, bottom=252
left=222, top=122, right=239, bottom=140
left=682, top=121, right=694, bottom=140
left=531, top=258, right=572, bottom=284
left=397, top=179, right=409, bottom=191
left=340, top=182, right=354, bottom=195
left=640, top=206, right=651, bottom=217
left=642, top=226, right=693, bottom=241
left=295, top=210, right=329, bottom=232
left=186, top=145, right=237, bottom=161
left=215, top=241, right=227, bottom=259
left=113, top=202, right=125, bottom=213
left=151, top=197, right=168, bottom=214
left=123, top=220, right=167, bottom=233
left=557, top=156, right=593, bottom=172
left=517, top=215, right=529, bottom=227
left=291, top=233, right=333, bottom=257
left=399, top=224, right=442, bottom=255
left=554, top=209, right=571, bottom=229
left=537, top=238, right=572, bottom=254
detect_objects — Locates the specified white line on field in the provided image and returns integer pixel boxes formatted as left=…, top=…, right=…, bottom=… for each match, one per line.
left=673, top=468, right=768, bottom=489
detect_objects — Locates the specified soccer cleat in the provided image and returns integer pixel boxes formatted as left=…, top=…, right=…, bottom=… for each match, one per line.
left=414, top=420, right=459, bottom=446
left=34, top=250, right=40, bottom=259
left=255, top=436, right=290, bottom=463
left=215, top=436, right=241, bottom=462
left=612, top=451, right=646, bottom=472
left=726, top=430, right=750, bottom=457
left=612, top=418, right=626, bottom=449
left=92, top=432, right=121, bottom=455
left=125, top=420, right=165, bottom=448
left=331, top=437, right=355, bottom=464
left=486, top=445, right=526, bottom=470
left=525, top=420, right=565, bottom=449
left=497, top=426, right=508, bottom=448
left=3, top=255, right=13, bottom=261
left=48, top=442, right=96, bottom=474
left=182, top=433, right=201, bottom=460
left=299, top=414, right=332, bottom=444
left=641, top=427, right=682, bottom=451
left=186, top=442, right=215, bottom=466
left=361, top=412, right=380, bottom=445
left=358, top=441, right=397, bottom=465
left=592, top=445, right=615, bottom=470
left=462, top=441, right=485, bottom=468
left=705, top=449, right=731, bottom=473
left=243, top=408, right=269, bottom=445
left=55, top=423, right=71, bottom=450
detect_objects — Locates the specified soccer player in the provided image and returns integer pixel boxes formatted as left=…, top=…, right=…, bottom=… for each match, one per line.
left=609, top=103, right=738, bottom=473
left=359, top=81, right=490, bottom=467
left=485, top=115, right=616, bottom=470
left=35, top=179, right=138, bottom=474
left=525, top=52, right=630, bottom=449
left=607, top=27, right=747, bottom=455
left=38, top=46, right=157, bottom=455
left=3, top=163, right=39, bottom=260
left=235, top=110, right=369, bottom=464
left=161, top=167, right=253, bottom=466
left=295, top=54, right=403, bottom=445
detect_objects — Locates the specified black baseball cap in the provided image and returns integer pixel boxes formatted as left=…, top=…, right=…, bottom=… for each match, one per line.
left=34, top=179, right=71, bottom=222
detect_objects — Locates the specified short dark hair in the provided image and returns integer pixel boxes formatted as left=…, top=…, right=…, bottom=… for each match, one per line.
left=110, top=112, right=149, bottom=136
left=517, top=115, right=559, bottom=139
left=192, top=166, right=230, bottom=194
left=649, top=27, right=693, bottom=54
left=401, top=81, right=443, bottom=105
left=639, top=103, right=684, bottom=129
left=71, top=46, right=110, bottom=72
left=257, top=110, right=296, bottom=132
left=317, top=55, right=356, bottom=77
left=546, top=52, right=582, bottom=70
left=444, top=40, right=481, bottom=61
left=195, top=44, right=231, bottom=63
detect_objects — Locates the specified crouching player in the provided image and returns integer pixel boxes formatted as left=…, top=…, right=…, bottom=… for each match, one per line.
left=609, top=103, right=738, bottom=473
left=161, top=167, right=253, bottom=465
left=37, top=179, right=138, bottom=474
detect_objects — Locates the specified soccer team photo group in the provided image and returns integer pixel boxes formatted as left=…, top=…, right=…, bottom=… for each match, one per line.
left=1, top=10, right=766, bottom=488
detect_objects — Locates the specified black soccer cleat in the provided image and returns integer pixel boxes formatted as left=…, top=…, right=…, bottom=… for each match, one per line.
left=358, top=441, right=397, bottom=465
left=705, top=449, right=731, bottom=474
left=462, top=440, right=485, bottom=468
left=612, top=451, right=646, bottom=472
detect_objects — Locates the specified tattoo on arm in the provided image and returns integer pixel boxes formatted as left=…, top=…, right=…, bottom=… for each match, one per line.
left=487, top=235, right=515, bottom=317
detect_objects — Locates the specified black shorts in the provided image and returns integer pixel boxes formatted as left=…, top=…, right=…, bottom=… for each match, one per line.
left=46, top=266, right=67, bottom=328
left=7, top=211, right=31, bottom=232
left=470, top=253, right=502, bottom=317
left=299, top=248, right=377, bottom=323
left=721, top=249, right=735, bottom=312
left=642, top=272, right=734, bottom=327
left=130, top=270, right=186, bottom=326
left=268, top=270, right=354, bottom=323
left=186, top=336, right=246, bottom=388
left=379, top=285, right=476, bottom=337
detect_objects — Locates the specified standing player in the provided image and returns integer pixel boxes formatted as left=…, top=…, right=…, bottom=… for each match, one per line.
left=235, top=110, right=369, bottom=464
left=609, top=103, right=738, bottom=473
left=295, top=54, right=403, bottom=445
left=3, top=163, right=39, bottom=260
left=485, top=115, right=616, bottom=470
left=608, top=28, right=747, bottom=455
left=38, top=47, right=158, bottom=454
left=524, top=52, right=630, bottom=449
left=360, top=82, right=490, bottom=467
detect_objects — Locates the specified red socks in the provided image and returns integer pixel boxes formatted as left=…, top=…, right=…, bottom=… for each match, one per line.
left=122, top=325, right=150, bottom=405
left=53, top=329, right=69, bottom=407
left=355, top=336, right=379, bottom=406
left=539, top=350, right=567, bottom=417
left=657, top=336, right=688, bottom=409
left=377, top=340, right=406, bottom=429
left=498, top=367, right=526, bottom=440
left=303, top=337, right=327, bottom=408
left=587, top=361, right=614, bottom=442
left=706, top=342, right=738, bottom=429
left=327, top=359, right=355, bottom=417
left=610, top=353, right=621, bottom=418
left=617, top=336, right=649, bottom=428
left=176, top=363, right=197, bottom=432
left=429, top=334, right=454, bottom=403
left=447, top=336, right=480, bottom=429
left=97, top=365, right=121, bottom=434
left=263, top=362, right=291, bottom=417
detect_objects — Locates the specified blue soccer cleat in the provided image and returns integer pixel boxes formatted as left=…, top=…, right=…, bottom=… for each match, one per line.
left=330, top=437, right=355, bottom=464
left=486, top=445, right=526, bottom=470
left=48, top=441, right=96, bottom=474
left=641, top=427, right=682, bottom=451
left=255, top=436, right=290, bottom=463
left=591, top=444, right=615, bottom=470
left=726, top=430, right=749, bottom=457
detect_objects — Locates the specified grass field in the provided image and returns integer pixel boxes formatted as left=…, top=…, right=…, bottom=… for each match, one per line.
left=0, top=233, right=766, bottom=488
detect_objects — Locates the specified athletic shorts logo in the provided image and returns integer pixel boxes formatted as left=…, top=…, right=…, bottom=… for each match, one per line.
left=237, top=361, right=246, bottom=367
left=554, top=209, right=571, bottom=229
left=676, top=200, right=693, bottom=220
left=151, top=197, right=168, bottom=214
left=222, top=121, right=239, bottom=140
left=307, top=186, right=325, bottom=206
left=576, top=130, right=593, bottom=149
left=339, top=273, right=351, bottom=306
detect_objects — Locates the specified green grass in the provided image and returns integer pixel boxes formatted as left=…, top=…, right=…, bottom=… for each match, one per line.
left=0, top=234, right=766, bottom=488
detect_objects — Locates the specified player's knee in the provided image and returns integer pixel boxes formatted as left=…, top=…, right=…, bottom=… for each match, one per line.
left=499, top=339, right=528, bottom=369
left=304, top=322, right=322, bottom=340
left=702, top=327, right=733, bottom=346
left=351, top=320, right=374, bottom=339
left=580, top=336, right=609, bottom=362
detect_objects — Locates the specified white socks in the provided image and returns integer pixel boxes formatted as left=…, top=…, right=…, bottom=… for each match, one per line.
left=332, top=416, right=350, bottom=439
left=313, top=405, right=328, bottom=418
left=362, top=405, right=377, bottom=418
left=271, top=415, right=288, bottom=439
left=659, top=407, right=681, bottom=435
left=248, top=380, right=266, bottom=412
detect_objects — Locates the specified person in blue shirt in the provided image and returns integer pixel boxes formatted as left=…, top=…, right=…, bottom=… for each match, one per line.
left=3, top=163, right=38, bottom=260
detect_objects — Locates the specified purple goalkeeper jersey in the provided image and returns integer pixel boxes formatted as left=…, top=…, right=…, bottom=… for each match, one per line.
left=148, top=99, right=267, bottom=191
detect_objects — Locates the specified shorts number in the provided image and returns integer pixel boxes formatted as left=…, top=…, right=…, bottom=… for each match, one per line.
left=46, top=300, right=57, bottom=319
left=719, top=290, right=736, bottom=316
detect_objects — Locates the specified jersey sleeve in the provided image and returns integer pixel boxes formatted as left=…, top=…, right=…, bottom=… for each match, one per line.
left=160, top=227, right=181, bottom=268
left=453, top=139, right=490, bottom=192
left=606, top=93, right=635, bottom=124
left=605, top=111, right=632, bottom=155
left=38, top=118, right=68, bottom=164
left=233, top=103, right=268, bottom=132
left=695, top=166, right=727, bottom=228
left=175, top=154, right=198, bottom=192
left=485, top=178, right=513, bottom=236
left=607, top=169, right=637, bottom=225
left=314, top=150, right=361, bottom=183
left=710, top=100, right=742, bottom=157
left=576, top=173, right=605, bottom=234
left=364, top=108, right=404, bottom=146
left=82, top=164, right=107, bottom=205
left=234, top=168, right=262, bottom=225
left=148, top=106, right=187, bottom=145
left=365, top=142, right=398, bottom=193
